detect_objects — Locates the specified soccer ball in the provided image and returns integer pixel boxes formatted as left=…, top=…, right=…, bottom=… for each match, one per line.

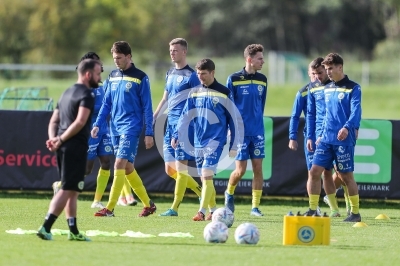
left=203, top=221, right=229, bottom=243
left=212, top=207, right=234, bottom=228
left=234, top=223, right=260, bottom=245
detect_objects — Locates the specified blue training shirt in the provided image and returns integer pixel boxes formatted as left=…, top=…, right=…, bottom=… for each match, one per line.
left=94, top=63, right=154, bottom=137
left=289, top=83, right=308, bottom=140
left=165, top=65, right=200, bottom=125
left=226, top=68, right=267, bottom=137
left=321, top=75, right=362, bottom=146
left=91, top=82, right=108, bottom=136
left=306, top=79, right=331, bottom=141
left=173, top=80, right=239, bottom=150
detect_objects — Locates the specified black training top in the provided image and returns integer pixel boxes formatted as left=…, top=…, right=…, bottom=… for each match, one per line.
left=56, top=83, right=95, bottom=145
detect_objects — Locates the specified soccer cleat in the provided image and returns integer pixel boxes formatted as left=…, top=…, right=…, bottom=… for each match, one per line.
left=159, top=208, right=178, bottom=216
left=205, top=212, right=213, bottom=221
left=94, top=208, right=115, bottom=217
left=68, top=232, right=91, bottom=241
left=127, top=196, right=138, bottom=206
left=192, top=211, right=205, bottom=221
left=91, top=201, right=105, bottom=209
left=224, top=191, right=235, bottom=213
left=343, top=212, right=361, bottom=222
left=52, top=181, right=61, bottom=195
left=37, top=226, right=53, bottom=240
left=117, top=197, right=128, bottom=206
left=139, top=201, right=157, bottom=217
left=329, top=210, right=341, bottom=217
left=303, top=208, right=317, bottom=216
left=250, top=208, right=264, bottom=216
left=316, top=206, right=322, bottom=216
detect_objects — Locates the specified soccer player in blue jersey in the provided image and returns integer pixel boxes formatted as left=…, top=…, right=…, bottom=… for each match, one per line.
left=92, top=41, right=156, bottom=217
left=153, top=38, right=206, bottom=217
left=224, top=44, right=267, bottom=216
left=288, top=63, right=315, bottom=151
left=307, top=57, right=351, bottom=217
left=172, top=59, right=241, bottom=221
left=306, top=53, right=362, bottom=222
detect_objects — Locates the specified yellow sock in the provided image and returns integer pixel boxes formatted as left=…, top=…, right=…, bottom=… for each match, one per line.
left=186, top=176, right=202, bottom=197
left=93, top=169, right=110, bottom=202
left=327, top=193, right=339, bottom=211
left=208, top=187, right=217, bottom=210
left=309, top=194, right=320, bottom=210
left=349, top=195, right=360, bottom=214
left=170, top=172, right=177, bottom=180
left=121, top=178, right=131, bottom=197
left=200, top=180, right=214, bottom=210
left=227, top=183, right=236, bottom=195
left=252, top=190, right=262, bottom=209
left=105, top=169, right=125, bottom=210
left=171, top=171, right=189, bottom=211
left=126, top=170, right=151, bottom=207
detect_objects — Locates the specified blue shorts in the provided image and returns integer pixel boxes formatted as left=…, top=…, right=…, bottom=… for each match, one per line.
left=235, top=135, right=265, bottom=160
left=304, top=137, right=315, bottom=170
left=111, top=135, right=139, bottom=163
left=164, top=123, right=194, bottom=162
left=87, top=133, right=113, bottom=160
left=313, top=142, right=354, bottom=172
left=195, top=146, right=223, bottom=176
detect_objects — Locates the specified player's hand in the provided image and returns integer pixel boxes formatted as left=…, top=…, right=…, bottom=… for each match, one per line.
left=171, top=138, right=178, bottom=149
left=355, top=129, right=359, bottom=140
left=144, top=136, right=154, bottom=149
left=229, top=150, right=237, bottom=158
left=337, top=127, right=348, bottom=141
left=306, top=139, right=313, bottom=152
left=288, top=140, right=298, bottom=151
left=91, top=127, right=99, bottom=138
left=46, top=137, right=60, bottom=152
left=315, top=137, right=321, bottom=145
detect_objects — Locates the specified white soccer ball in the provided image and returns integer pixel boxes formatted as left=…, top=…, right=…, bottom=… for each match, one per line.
left=203, top=221, right=229, bottom=243
left=212, top=207, right=234, bottom=228
left=234, top=223, right=260, bottom=245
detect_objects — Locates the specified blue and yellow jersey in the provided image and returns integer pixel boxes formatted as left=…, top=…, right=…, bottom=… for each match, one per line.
left=90, top=81, right=109, bottom=136
left=289, top=83, right=308, bottom=140
left=306, top=79, right=331, bottom=140
left=321, top=75, right=361, bottom=146
left=94, top=63, right=154, bottom=137
left=165, top=65, right=200, bottom=125
left=174, top=80, right=239, bottom=150
left=226, top=68, right=267, bottom=136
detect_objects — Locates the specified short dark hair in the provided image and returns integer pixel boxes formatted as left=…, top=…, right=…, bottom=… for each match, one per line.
left=111, top=41, right=132, bottom=55
left=309, top=57, right=324, bottom=69
left=322, top=53, right=344, bottom=66
left=169, top=38, right=188, bottom=50
left=77, top=59, right=101, bottom=75
left=77, top=52, right=102, bottom=71
left=244, top=44, right=264, bottom=58
left=80, top=52, right=100, bottom=61
left=195, top=59, right=215, bottom=72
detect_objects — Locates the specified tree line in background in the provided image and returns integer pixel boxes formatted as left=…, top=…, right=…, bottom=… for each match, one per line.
left=0, top=0, right=400, bottom=74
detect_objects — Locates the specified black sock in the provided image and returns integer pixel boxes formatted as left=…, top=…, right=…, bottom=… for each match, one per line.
left=43, top=213, right=58, bottom=233
left=67, top=217, right=79, bottom=235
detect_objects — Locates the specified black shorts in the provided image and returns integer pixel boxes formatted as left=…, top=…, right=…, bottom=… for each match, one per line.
left=57, top=140, right=88, bottom=192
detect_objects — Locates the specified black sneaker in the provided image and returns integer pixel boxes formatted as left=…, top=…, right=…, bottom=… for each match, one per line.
left=343, top=212, right=361, bottom=222
left=303, top=208, right=317, bottom=216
